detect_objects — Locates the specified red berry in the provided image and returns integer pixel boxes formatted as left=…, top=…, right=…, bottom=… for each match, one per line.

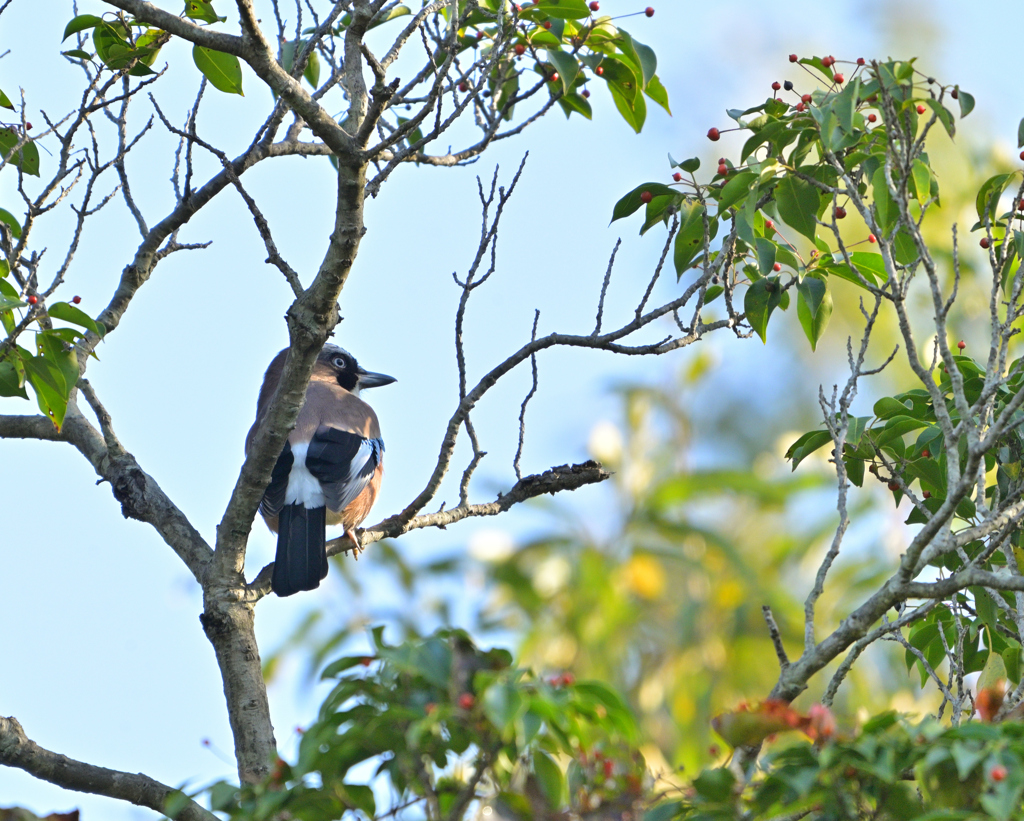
left=957, top=340, right=966, bottom=350
left=72, top=295, right=82, bottom=304
left=644, top=6, right=654, bottom=16
left=981, top=237, right=991, bottom=249
left=867, top=234, right=876, bottom=243
left=458, top=693, right=475, bottom=709
left=549, top=72, right=559, bottom=82
left=458, top=81, right=468, bottom=92
left=795, top=102, right=805, bottom=111
left=543, top=20, right=551, bottom=29
left=856, top=57, right=865, bottom=65
left=867, top=113, right=877, bottom=122
left=922, top=449, right=931, bottom=458
left=513, top=3, right=520, bottom=10
left=596, top=66, right=604, bottom=76
left=707, top=127, right=720, bottom=141
left=916, top=104, right=926, bottom=114
left=771, top=81, right=781, bottom=91
left=833, top=73, right=844, bottom=84
left=514, top=43, right=526, bottom=55
left=923, top=490, right=931, bottom=499
left=582, top=89, right=590, bottom=98
left=821, top=56, right=834, bottom=67
left=834, top=206, right=847, bottom=219
left=640, top=190, right=653, bottom=203
left=718, top=157, right=726, bottom=164
left=25, top=122, right=31, bottom=130
left=765, top=220, right=774, bottom=229
left=1018, top=198, right=1024, bottom=211
left=27, top=295, right=37, bottom=305
left=589, top=0, right=599, bottom=8
left=991, top=765, right=1008, bottom=783
left=773, top=262, right=782, bottom=272
left=789, top=54, right=798, bottom=63
left=1020, top=150, right=1024, bottom=161
left=603, top=759, right=614, bottom=776
left=801, top=93, right=812, bottom=103
left=561, top=672, right=575, bottom=685
left=361, top=656, right=372, bottom=666
left=717, top=163, right=728, bottom=175
left=672, top=172, right=682, bottom=181
left=888, top=481, right=899, bottom=491
left=950, top=87, right=959, bottom=99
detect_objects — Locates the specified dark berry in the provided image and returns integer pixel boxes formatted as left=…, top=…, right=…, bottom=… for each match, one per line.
left=783, top=80, right=793, bottom=91
left=950, top=88, right=958, bottom=99
left=981, top=237, right=991, bottom=249
left=582, top=89, right=590, bottom=98
left=458, top=81, right=468, bottom=92
left=589, top=0, right=599, bottom=8
left=834, top=206, right=847, bottom=219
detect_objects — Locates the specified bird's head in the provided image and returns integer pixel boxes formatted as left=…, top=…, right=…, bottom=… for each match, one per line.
left=317, top=344, right=396, bottom=396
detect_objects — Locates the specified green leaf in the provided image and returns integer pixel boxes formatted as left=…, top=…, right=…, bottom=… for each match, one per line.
left=0, top=128, right=40, bottom=176
left=976, top=173, right=1014, bottom=224
left=611, top=182, right=674, bottom=222
left=546, top=49, right=579, bottom=96
left=557, top=91, right=592, bottom=120
left=0, top=89, right=12, bottom=111
left=775, top=175, right=818, bottom=242
left=48, top=302, right=106, bottom=338
left=676, top=156, right=699, bottom=173
left=717, top=171, right=757, bottom=214
left=1018, top=117, right=1024, bottom=149
left=63, top=14, right=103, bottom=41
left=598, top=56, right=639, bottom=104
left=673, top=202, right=714, bottom=275
left=693, top=767, right=736, bottom=801
left=796, top=276, right=832, bottom=351
left=22, top=352, right=69, bottom=430
left=482, top=680, right=521, bottom=732
left=956, top=88, right=975, bottom=118
left=609, top=78, right=646, bottom=133
left=533, top=751, right=565, bottom=809
left=911, top=159, right=932, bottom=203
left=0, top=207, right=22, bottom=239
left=925, top=99, right=955, bottom=137
left=754, top=238, right=777, bottom=278
left=62, top=49, right=93, bottom=60
left=616, top=31, right=656, bottom=89
left=872, top=166, right=897, bottom=235
left=527, top=0, right=589, bottom=19
left=192, top=45, right=244, bottom=95
left=744, top=277, right=782, bottom=343
left=0, top=355, right=27, bottom=398
left=785, top=429, right=832, bottom=469
left=893, top=228, right=919, bottom=265
left=281, top=39, right=321, bottom=89
left=184, top=0, right=227, bottom=24
left=644, top=74, right=670, bottom=115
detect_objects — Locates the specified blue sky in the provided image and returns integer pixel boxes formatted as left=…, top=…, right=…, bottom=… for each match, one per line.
left=1, top=1, right=1022, bottom=818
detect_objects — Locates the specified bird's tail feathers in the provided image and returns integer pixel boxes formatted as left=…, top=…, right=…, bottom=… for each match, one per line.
left=272, top=504, right=329, bottom=597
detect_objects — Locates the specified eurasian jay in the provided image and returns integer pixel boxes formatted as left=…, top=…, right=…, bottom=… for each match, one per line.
left=246, top=344, right=395, bottom=597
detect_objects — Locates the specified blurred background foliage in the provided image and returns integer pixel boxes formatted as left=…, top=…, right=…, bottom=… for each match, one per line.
left=262, top=106, right=1017, bottom=782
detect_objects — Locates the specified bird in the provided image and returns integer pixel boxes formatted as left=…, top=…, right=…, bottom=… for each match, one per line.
left=246, top=343, right=396, bottom=597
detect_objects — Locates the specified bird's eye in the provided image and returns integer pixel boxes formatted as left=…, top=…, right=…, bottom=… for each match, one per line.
left=332, top=356, right=347, bottom=369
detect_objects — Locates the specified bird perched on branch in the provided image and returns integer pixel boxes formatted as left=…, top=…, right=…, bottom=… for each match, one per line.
left=246, top=344, right=396, bottom=597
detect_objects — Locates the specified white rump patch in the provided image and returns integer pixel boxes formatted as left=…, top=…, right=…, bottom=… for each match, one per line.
left=285, top=442, right=326, bottom=508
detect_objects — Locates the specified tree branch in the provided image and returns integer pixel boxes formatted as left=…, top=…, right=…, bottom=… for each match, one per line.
left=0, top=716, right=217, bottom=821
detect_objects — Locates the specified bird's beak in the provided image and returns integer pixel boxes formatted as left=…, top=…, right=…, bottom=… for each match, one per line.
left=356, top=367, right=397, bottom=390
